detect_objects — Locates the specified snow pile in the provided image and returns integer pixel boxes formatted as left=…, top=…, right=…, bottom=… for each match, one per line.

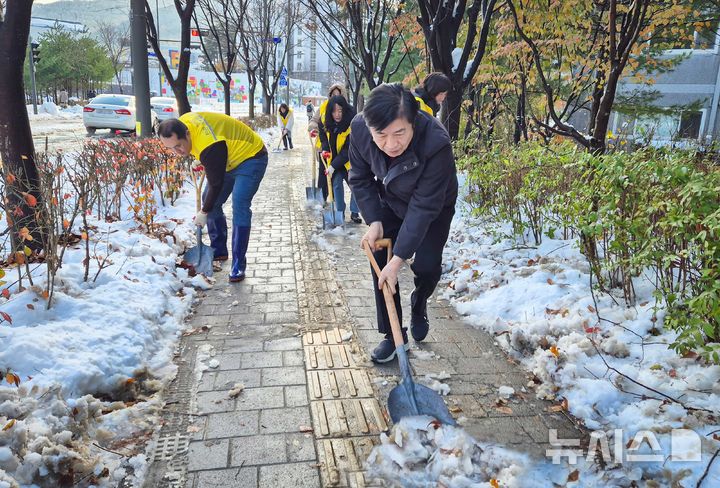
left=26, top=103, right=82, bottom=120
left=366, top=415, right=575, bottom=487
left=439, top=176, right=720, bottom=484
left=0, top=171, right=203, bottom=485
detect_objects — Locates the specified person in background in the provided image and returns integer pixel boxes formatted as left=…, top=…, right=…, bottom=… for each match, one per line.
left=348, top=83, right=458, bottom=363
left=413, top=72, right=452, bottom=117
left=306, top=101, right=314, bottom=121
left=58, top=88, right=68, bottom=108
left=157, top=113, right=268, bottom=283
left=308, top=83, right=348, bottom=201
left=278, top=103, right=294, bottom=150
left=319, top=96, right=361, bottom=224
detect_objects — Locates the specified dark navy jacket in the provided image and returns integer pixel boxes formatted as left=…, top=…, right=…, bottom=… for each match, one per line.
left=348, top=111, right=458, bottom=260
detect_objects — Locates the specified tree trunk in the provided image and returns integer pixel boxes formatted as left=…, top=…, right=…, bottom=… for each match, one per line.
left=248, top=82, right=256, bottom=119
left=444, top=86, right=464, bottom=140
left=223, top=78, right=231, bottom=116
left=0, top=0, right=44, bottom=250
left=172, top=79, right=191, bottom=114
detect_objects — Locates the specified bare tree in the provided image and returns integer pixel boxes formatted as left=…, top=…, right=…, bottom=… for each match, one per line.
left=194, top=0, right=248, bottom=115
left=145, top=0, right=196, bottom=114
left=246, top=0, right=301, bottom=114
left=300, top=0, right=408, bottom=91
left=0, top=0, right=43, bottom=249
left=416, top=0, right=498, bottom=139
left=95, top=21, right=130, bottom=94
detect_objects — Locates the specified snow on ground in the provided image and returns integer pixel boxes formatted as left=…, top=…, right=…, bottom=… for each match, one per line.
left=417, top=172, right=720, bottom=486
left=0, top=180, right=201, bottom=485
left=26, top=102, right=82, bottom=121
left=0, top=122, right=278, bottom=486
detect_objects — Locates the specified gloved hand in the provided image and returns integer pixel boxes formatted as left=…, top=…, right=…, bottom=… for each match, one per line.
left=192, top=164, right=204, bottom=173
left=310, top=130, right=318, bottom=138
left=325, top=166, right=335, bottom=177
left=195, top=210, right=207, bottom=227
left=321, top=150, right=332, bottom=161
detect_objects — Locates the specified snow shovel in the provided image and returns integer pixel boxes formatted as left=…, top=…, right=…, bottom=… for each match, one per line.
left=271, top=131, right=284, bottom=153
left=362, top=239, right=456, bottom=426
left=305, top=135, right=323, bottom=202
left=183, top=170, right=214, bottom=277
left=322, top=154, right=344, bottom=229
left=184, top=226, right=214, bottom=277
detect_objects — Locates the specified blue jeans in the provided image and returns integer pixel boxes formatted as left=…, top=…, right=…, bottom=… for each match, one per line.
left=203, top=154, right=268, bottom=256
left=331, top=169, right=358, bottom=214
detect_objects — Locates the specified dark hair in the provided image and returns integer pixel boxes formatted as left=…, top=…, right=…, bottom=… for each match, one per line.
left=324, top=95, right=355, bottom=133
left=158, top=118, right=189, bottom=139
left=279, top=103, right=289, bottom=112
left=421, top=72, right=452, bottom=98
left=363, top=83, right=419, bottom=131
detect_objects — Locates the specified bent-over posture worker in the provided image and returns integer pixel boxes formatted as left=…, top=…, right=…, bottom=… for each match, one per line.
left=158, top=113, right=268, bottom=283
left=348, top=83, right=458, bottom=363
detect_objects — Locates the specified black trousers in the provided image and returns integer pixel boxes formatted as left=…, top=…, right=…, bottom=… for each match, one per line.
left=316, top=151, right=329, bottom=200
left=370, top=204, right=455, bottom=337
left=282, top=131, right=293, bottom=149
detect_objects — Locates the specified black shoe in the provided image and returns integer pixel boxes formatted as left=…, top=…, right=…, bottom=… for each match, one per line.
left=371, top=330, right=409, bottom=363
left=350, top=212, right=362, bottom=224
left=410, top=291, right=430, bottom=342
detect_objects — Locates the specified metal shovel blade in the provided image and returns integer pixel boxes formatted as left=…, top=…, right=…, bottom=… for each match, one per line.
left=322, top=205, right=344, bottom=229
left=306, top=186, right=324, bottom=202
left=184, top=227, right=214, bottom=277
left=387, top=346, right=456, bottom=425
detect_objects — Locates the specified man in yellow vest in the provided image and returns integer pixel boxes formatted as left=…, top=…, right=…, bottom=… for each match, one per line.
left=158, top=113, right=268, bottom=282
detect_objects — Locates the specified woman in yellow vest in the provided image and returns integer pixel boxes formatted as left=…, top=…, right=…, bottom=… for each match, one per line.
left=277, top=103, right=294, bottom=150
left=413, top=72, right=452, bottom=116
left=319, top=96, right=361, bottom=223
left=158, top=113, right=267, bottom=282
left=308, top=83, right=346, bottom=200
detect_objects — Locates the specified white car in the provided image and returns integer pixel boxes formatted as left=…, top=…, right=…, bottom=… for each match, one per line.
left=151, top=97, right=179, bottom=122
left=83, top=94, right=158, bottom=135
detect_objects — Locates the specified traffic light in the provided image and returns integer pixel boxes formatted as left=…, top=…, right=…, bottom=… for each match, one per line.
left=31, top=42, right=40, bottom=64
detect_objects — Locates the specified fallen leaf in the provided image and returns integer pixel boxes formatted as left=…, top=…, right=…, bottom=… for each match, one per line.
left=186, top=425, right=202, bottom=433
left=668, top=369, right=677, bottom=378
left=81, top=231, right=88, bottom=240
left=0, top=311, right=12, bottom=324
left=490, top=479, right=500, bottom=488
left=547, top=278, right=555, bottom=285
left=2, top=419, right=15, bottom=431
left=587, top=305, right=596, bottom=313
left=299, top=425, right=314, bottom=433
left=496, top=406, right=513, bottom=415
left=18, top=227, right=33, bottom=242
left=1, top=289, right=9, bottom=299
left=567, top=469, right=579, bottom=482
left=26, top=304, right=34, bottom=310
left=549, top=345, right=559, bottom=358
left=23, top=193, right=37, bottom=207
left=449, top=406, right=463, bottom=413
left=125, top=378, right=136, bottom=386
left=5, top=372, right=20, bottom=386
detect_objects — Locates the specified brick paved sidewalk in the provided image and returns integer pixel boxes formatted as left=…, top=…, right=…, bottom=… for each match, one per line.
left=142, top=120, right=582, bottom=488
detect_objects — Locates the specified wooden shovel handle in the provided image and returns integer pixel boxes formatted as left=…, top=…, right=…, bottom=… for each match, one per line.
left=362, top=239, right=405, bottom=348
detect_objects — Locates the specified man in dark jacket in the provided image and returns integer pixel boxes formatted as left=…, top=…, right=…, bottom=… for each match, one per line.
left=348, top=83, right=458, bottom=363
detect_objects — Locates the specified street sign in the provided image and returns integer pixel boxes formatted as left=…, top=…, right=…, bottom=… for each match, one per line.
left=148, top=51, right=157, bottom=58
left=281, top=67, right=288, bottom=77
left=279, top=75, right=287, bottom=87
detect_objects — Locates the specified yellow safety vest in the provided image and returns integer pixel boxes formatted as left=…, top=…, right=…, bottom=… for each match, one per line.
left=416, top=96, right=434, bottom=116
left=280, top=108, right=293, bottom=127
left=325, top=126, right=351, bottom=171
left=179, top=112, right=264, bottom=171
left=315, top=100, right=328, bottom=150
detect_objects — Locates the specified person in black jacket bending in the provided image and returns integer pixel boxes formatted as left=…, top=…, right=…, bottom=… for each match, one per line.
left=348, top=83, right=458, bottom=363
